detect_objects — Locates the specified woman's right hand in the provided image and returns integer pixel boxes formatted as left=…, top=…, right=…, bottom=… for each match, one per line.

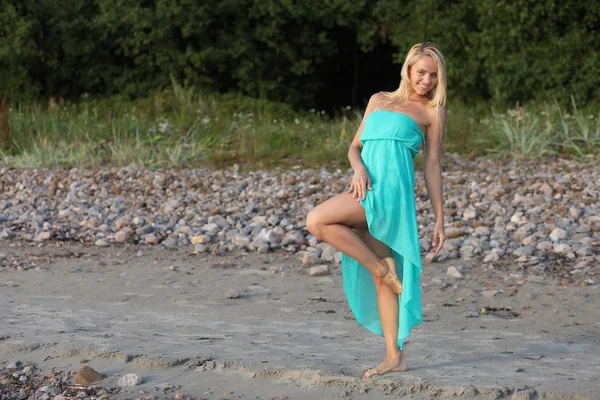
left=347, top=167, right=372, bottom=201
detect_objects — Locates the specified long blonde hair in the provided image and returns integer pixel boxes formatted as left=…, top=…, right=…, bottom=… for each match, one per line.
left=383, top=42, right=447, bottom=133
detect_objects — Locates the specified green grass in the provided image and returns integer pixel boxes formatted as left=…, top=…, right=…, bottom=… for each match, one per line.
left=1, top=80, right=598, bottom=169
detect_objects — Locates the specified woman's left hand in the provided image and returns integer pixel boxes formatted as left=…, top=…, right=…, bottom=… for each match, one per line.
left=432, top=221, right=445, bottom=254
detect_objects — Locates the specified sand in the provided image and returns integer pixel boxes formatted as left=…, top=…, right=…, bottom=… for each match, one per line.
left=1, top=243, right=599, bottom=399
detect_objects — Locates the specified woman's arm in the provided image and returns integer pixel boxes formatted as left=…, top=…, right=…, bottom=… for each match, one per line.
left=348, top=92, right=381, bottom=170
left=423, top=106, right=446, bottom=253
left=347, top=92, right=382, bottom=200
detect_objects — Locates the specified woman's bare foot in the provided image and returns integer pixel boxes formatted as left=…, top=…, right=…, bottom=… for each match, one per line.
left=362, top=352, right=408, bottom=378
left=377, top=256, right=403, bottom=294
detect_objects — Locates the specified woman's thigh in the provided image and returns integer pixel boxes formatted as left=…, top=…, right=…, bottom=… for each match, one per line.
left=306, top=192, right=368, bottom=231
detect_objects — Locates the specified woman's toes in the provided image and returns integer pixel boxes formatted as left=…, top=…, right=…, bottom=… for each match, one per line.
left=362, top=368, right=377, bottom=379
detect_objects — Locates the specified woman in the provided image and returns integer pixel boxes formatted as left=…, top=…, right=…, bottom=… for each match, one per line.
left=306, top=42, right=446, bottom=378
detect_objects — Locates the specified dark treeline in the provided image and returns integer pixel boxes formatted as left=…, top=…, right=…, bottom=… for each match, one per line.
left=1, top=0, right=598, bottom=110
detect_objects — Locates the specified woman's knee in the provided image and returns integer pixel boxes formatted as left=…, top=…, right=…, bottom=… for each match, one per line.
left=305, top=209, right=324, bottom=239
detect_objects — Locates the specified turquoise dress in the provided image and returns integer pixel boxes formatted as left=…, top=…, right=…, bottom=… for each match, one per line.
left=341, top=109, right=424, bottom=350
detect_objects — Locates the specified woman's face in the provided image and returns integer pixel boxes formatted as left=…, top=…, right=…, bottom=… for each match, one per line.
left=409, top=55, right=438, bottom=96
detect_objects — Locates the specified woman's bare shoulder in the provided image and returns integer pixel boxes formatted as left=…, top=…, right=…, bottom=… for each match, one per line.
left=368, top=91, right=386, bottom=104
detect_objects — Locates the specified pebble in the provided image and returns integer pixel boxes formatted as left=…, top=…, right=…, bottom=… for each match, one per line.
left=117, top=373, right=143, bottom=387
left=0, top=364, right=120, bottom=400
left=446, top=266, right=463, bottom=279
left=481, top=290, right=499, bottom=297
left=301, top=252, right=320, bottom=266
left=6, top=362, right=21, bottom=371
left=0, top=155, right=596, bottom=285
left=94, top=239, right=109, bottom=247
left=550, top=228, right=568, bottom=241
left=74, top=366, right=101, bottom=385
left=309, top=265, right=331, bottom=277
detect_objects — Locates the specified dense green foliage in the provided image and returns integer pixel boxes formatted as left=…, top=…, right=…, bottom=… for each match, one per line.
left=1, top=0, right=598, bottom=109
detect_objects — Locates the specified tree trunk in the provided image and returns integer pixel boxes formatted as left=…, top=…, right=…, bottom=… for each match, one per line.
left=0, top=99, right=8, bottom=150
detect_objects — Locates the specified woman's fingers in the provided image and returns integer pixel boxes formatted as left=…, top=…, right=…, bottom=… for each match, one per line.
left=348, top=174, right=372, bottom=200
left=433, top=232, right=445, bottom=254
left=437, top=236, right=445, bottom=252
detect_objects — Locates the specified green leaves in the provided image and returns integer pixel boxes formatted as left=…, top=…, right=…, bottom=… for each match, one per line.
left=0, top=0, right=598, bottom=109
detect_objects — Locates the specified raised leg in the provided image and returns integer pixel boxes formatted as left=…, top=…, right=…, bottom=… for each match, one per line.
left=305, top=192, right=402, bottom=293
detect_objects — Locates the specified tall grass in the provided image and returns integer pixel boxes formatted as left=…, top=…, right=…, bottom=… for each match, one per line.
left=474, top=98, right=599, bottom=159
left=0, top=81, right=597, bottom=169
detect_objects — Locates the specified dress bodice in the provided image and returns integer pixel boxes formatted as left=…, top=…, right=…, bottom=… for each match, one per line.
left=360, top=109, right=425, bottom=158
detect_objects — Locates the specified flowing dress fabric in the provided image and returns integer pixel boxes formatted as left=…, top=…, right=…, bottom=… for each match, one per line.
left=341, top=109, right=424, bottom=350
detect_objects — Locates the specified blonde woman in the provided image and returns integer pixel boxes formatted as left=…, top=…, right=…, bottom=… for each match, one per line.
left=306, top=42, right=446, bottom=378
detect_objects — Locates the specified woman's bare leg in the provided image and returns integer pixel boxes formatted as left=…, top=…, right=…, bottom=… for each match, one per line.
left=306, top=192, right=402, bottom=293
left=357, top=229, right=409, bottom=378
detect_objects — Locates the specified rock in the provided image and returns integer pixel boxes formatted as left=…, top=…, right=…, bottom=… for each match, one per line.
left=538, top=183, right=553, bottom=196
left=514, top=223, right=536, bottom=241
left=462, top=208, right=477, bottom=221
left=483, top=249, right=502, bottom=263
left=309, top=265, right=330, bottom=277
left=334, top=251, right=342, bottom=263
left=553, top=243, right=572, bottom=254
left=144, top=234, right=161, bottom=244
left=231, top=235, right=251, bottom=249
left=522, top=234, right=536, bottom=246
left=446, top=266, right=463, bottom=279
left=34, top=232, right=52, bottom=241
left=162, top=239, right=178, bottom=248
left=115, top=230, right=130, bottom=242
left=282, top=231, right=305, bottom=246
left=191, top=235, right=211, bottom=245
left=317, top=243, right=337, bottom=262
left=536, top=241, right=553, bottom=250
left=445, top=227, right=463, bottom=239
left=194, top=244, right=210, bottom=253
left=481, top=290, right=499, bottom=297
left=136, top=224, right=155, bottom=235
left=94, top=239, right=109, bottom=247
left=256, top=242, right=270, bottom=254
left=7, top=361, right=21, bottom=370
left=510, top=212, right=524, bottom=223
left=0, top=157, right=595, bottom=275
left=264, top=227, right=285, bottom=243
left=202, top=223, right=219, bottom=232
left=549, top=227, right=567, bottom=241
left=301, top=252, right=320, bottom=266
left=162, top=199, right=180, bottom=213
left=513, top=246, right=535, bottom=257
left=569, top=207, right=582, bottom=218
left=118, top=373, right=143, bottom=387
left=474, top=226, right=490, bottom=236
left=226, top=288, right=240, bottom=299
left=74, top=366, right=102, bottom=385
left=424, top=253, right=436, bottom=264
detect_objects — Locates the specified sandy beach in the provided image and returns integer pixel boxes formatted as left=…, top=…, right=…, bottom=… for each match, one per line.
left=1, top=242, right=599, bottom=399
